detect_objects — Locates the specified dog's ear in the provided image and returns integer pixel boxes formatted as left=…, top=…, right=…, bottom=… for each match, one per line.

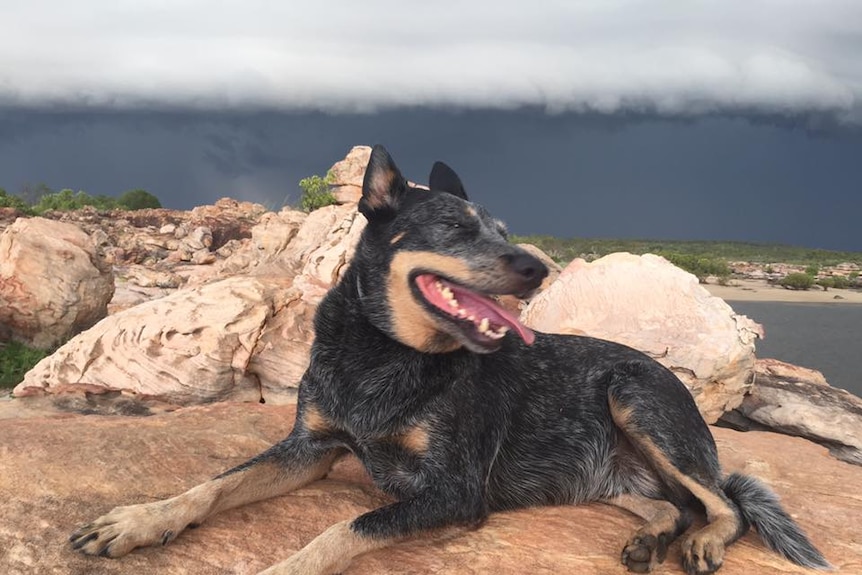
left=360, top=145, right=407, bottom=220
left=429, top=161, right=469, bottom=201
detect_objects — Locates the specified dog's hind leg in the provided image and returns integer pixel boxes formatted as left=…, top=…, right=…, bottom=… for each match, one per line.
left=70, top=432, right=342, bottom=558
left=607, top=493, right=692, bottom=573
left=607, top=359, right=747, bottom=575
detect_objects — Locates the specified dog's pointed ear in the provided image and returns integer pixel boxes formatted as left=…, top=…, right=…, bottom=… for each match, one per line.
left=360, top=145, right=407, bottom=220
left=429, top=161, right=469, bottom=201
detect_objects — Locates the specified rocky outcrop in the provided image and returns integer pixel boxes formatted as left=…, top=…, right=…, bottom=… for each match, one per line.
left=720, top=358, right=862, bottom=465
left=50, top=198, right=269, bottom=267
left=0, top=402, right=857, bottom=575
left=0, top=217, right=114, bottom=349
left=14, top=204, right=367, bottom=407
left=521, top=253, right=764, bottom=424
left=328, top=145, right=371, bottom=204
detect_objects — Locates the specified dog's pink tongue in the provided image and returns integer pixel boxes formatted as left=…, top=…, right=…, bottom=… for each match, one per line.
left=461, top=291, right=535, bottom=346
left=416, top=275, right=536, bottom=345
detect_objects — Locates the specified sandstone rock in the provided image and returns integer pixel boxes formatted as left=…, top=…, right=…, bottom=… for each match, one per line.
left=123, top=265, right=185, bottom=289
left=328, top=145, right=371, bottom=204
left=14, top=276, right=294, bottom=405
left=15, top=204, right=367, bottom=407
left=720, top=358, right=862, bottom=465
left=754, top=357, right=829, bottom=386
left=212, top=209, right=307, bottom=278
left=49, top=197, right=269, bottom=266
left=0, top=217, right=115, bottom=349
left=521, top=253, right=764, bottom=423
left=0, top=402, right=856, bottom=575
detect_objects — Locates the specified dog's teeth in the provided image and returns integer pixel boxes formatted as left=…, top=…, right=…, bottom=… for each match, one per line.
left=479, top=318, right=490, bottom=332
left=467, top=315, right=476, bottom=322
left=457, top=309, right=467, bottom=318
left=495, top=326, right=509, bottom=335
left=447, top=299, right=459, bottom=308
left=441, top=286, right=453, bottom=299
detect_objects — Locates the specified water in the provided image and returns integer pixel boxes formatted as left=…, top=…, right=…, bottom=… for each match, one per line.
left=728, top=301, right=862, bottom=398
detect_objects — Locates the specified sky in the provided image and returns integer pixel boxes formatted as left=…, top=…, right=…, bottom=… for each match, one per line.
left=1, top=1, right=861, bottom=250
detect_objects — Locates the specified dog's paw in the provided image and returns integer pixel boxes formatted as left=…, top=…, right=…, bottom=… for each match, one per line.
left=621, top=532, right=669, bottom=573
left=681, top=534, right=725, bottom=575
left=69, top=501, right=185, bottom=558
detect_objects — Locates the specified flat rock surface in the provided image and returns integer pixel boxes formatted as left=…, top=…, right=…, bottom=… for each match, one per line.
left=1, top=402, right=859, bottom=575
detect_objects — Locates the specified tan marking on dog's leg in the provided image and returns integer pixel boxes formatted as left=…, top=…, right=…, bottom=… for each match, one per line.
left=258, top=519, right=393, bottom=575
left=71, top=452, right=340, bottom=558
left=303, top=404, right=334, bottom=435
left=608, top=493, right=683, bottom=571
left=620, top=434, right=741, bottom=574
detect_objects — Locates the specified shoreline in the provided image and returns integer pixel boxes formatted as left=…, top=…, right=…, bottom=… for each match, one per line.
left=704, top=279, right=862, bottom=304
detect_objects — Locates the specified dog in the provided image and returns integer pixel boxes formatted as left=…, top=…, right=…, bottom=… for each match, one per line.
left=71, top=145, right=829, bottom=574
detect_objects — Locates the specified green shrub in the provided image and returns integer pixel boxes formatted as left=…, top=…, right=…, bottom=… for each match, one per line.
left=780, top=272, right=814, bottom=290
left=118, top=189, right=162, bottom=210
left=0, top=341, right=49, bottom=388
left=32, top=189, right=121, bottom=213
left=831, top=276, right=850, bottom=289
left=805, top=264, right=820, bottom=277
left=816, top=277, right=835, bottom=291
left=0, top=189, right=32, bottom=212
left=664, top=253, right=730, bottom=283
left=298, top=171, right=337, bottom=212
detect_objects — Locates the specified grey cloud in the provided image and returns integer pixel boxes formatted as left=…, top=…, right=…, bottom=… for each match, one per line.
left=1, top=1, right=860, bottom=121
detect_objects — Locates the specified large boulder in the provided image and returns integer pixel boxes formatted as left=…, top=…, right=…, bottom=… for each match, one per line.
left=14, top=204, right=367, bottom=407
left=0, top=217, right=114, bottom=349
left=0, top=402, right=856, bottom=574
left=521, top=253, right=764, bottom=423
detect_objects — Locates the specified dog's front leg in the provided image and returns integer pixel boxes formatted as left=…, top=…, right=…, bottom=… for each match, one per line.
left=70, top=432, right=341, bottom=558
left=259, top=482, right=487, bottom=575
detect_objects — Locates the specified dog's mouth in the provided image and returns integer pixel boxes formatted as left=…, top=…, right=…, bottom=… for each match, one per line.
left=414, top=273, right=535, bottom=349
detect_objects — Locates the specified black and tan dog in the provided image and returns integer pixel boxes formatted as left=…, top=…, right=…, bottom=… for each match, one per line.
left=71, top=146, right=829, bottom=574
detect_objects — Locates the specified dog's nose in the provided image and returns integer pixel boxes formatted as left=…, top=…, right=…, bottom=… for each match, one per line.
left=502, top=252, right=549, bottom=284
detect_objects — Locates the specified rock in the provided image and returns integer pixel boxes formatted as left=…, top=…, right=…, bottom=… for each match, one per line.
left=212, top=209, right=308, bottom=278
left=123, top=265, right=185, bottom=289
left=49, top=198, right=269, bottom=266
left=0, top=217, right=115, bottom=349
left=521, top=253, right=764, bottom=423
left=328, top=145, right=371, bottom=204
left=754, top=358, right=829, bottom=387
left=14, top=276, right=294, bottom=406
left=720, top=358, right=862, bottom=465
left=0, top=402, right=856, bottom=575
left=15, top=204, right=367, bottom=408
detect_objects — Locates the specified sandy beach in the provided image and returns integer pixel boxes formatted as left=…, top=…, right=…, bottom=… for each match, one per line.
left=704, top=279, right=862, bottom=304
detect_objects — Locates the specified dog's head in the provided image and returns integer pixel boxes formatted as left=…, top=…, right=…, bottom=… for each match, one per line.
left=354, top=145, right=548, bottom=354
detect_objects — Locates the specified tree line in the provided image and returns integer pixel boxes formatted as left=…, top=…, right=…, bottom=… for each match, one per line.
left=0, top=185, right=161, bottom=215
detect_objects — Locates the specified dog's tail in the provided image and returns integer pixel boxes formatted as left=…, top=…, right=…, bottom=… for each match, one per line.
left=721, top=473, right=831, bottom=570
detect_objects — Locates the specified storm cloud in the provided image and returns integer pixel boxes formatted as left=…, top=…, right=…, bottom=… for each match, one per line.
left=2, top=1, right=861, bottom=121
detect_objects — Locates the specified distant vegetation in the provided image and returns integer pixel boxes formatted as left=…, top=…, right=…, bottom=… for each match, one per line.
left=0, top=341, right=49, bottom=389
left=0, top=186, right=161, bottom=215
left=779, top=272, right=815, bottom=290
left=511, top=235, right=862, bottom=268
left=298, top=171, right=337, bottom=212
